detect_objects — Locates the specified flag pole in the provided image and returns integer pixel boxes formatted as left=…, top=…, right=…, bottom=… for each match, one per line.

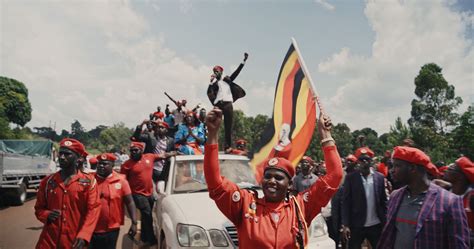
left=291, top=37, right=325, bottom=115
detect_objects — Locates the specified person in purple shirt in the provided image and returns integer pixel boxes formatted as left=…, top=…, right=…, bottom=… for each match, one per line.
left=377, top=146, right=470, bottom=249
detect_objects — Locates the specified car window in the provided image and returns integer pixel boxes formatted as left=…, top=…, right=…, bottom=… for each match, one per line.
left=172, top=159, right=257, bottom=194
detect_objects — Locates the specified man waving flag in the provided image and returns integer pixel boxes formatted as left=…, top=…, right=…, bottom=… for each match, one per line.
left=250, top=38, right=322, bottom=182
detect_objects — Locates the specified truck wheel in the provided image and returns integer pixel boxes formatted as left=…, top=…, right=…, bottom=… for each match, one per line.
left=9, top=183, right=27, bottom=206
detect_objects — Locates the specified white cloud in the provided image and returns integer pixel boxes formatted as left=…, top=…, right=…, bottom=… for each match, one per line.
left=318, top=0, right=473, bottom=133
left=179, top=0, right=193, bottom=14
left=315, top=0, right=335, bottom=11
left=1, top=0, right=210, bottom=131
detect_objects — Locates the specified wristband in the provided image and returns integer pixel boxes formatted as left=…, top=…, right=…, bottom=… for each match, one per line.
left=320, top=137, right=335, bottom=145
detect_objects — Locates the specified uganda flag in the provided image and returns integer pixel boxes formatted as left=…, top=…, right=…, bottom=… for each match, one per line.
left=250, top=40, right=318, bottom=182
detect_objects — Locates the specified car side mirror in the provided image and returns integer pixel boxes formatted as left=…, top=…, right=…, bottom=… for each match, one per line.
left=157, top=181, right=166, bottom=194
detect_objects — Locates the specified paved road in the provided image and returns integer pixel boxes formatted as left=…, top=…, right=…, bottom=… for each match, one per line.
left=0, top=192, right=156, bottom=249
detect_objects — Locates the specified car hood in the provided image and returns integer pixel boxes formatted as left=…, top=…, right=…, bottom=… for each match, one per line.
left=170, top=192, right=233, bottom=229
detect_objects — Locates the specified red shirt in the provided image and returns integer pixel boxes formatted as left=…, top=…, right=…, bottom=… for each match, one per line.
left=94, top=171, right=132, bottom=233
left=120, top=154, right=161, bottom=196
left=35, top=171, right=101, bottom=249
left=204, top=144, right=343, bottom=248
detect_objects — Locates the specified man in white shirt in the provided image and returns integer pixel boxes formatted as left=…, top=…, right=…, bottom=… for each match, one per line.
left=341, top=147, right=387, bottom=249
left=207, top=52, right=249, bottom=151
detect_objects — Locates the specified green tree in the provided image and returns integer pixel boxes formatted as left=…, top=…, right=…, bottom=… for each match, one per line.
left=408, top=63, right=463, bottom=162
left=408, top=63, right=462, bottom=135
left=70, top=120, right=90, bottom=144
left=331, top=123, right=353, bottom=157
left=0, top=76, right=32, bottom=127
left=34, top=126, right=59, bottom=141
left=451, top=105, right=474, bottom=159
left=386, top=117, right=411, bottom=149
left=352, top=128, right=383, bottom=154
left=90, top=123, right=132, bottom=153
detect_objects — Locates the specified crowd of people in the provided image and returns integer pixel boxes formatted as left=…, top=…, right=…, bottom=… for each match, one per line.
left=32, top=50, right=474, bottom=249
left=285, top=136, right=474, bottom=249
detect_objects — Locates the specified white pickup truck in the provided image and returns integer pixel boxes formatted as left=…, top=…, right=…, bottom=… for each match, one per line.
left=152, top=153, right=335, bottom=248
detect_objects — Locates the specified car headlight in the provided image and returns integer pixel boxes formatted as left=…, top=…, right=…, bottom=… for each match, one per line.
left=176, top=224, right=210, bottom=247
left=209, top=229, right=229, bottom=247
left=308, top=214, right=328, bottom=238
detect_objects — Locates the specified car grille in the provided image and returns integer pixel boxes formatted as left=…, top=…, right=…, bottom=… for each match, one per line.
left=225, top=226, right=238, bottom=247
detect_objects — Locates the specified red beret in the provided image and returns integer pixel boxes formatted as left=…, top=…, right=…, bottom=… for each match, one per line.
left=89, top=157, right=98, bottom=164
left=236, top=139, right=247, bottom=145
left=60, top=138, right=88, bottom=157
left=439, top=165, right=449, bottom=174
left=346, top=154, right=357, bottom=163
left=392, top=146, right=434, bottom=173
left=213, top=65, right=224, bottom=72
left=425, top=162, right=440, bottom=177
left=153, top=120, right=169, bottom=129
left=96, top=153, right=117, bottom=162
left=185, top=110, right=195, bottom=117
left=456, top=157, right=474, bottom=183
left=130, top=142, right=145, bottom=151
left=264, top=157, right=295, bottom=178
left=301, top=156, right=314, bottom=164
left=354, top=147, right=375, bottom=159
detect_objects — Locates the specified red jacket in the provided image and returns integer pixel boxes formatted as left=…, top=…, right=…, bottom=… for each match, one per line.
left=35, top=171, right=101, bottom=249
left=93, top=171, right=132, bottom=233
left=204, top=144, right=342, bottom=248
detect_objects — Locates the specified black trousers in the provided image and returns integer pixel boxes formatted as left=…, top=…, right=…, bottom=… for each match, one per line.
left=215, top=101, right=233, bottom=149
left=89, top=229, right=119, bottom=249
left=132, top=194, right=157, bottom=244
left=348, top=223, right=382, bottom=249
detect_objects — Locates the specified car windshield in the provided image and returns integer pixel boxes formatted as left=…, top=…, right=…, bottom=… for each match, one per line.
left=172, top=158, right=258, bottom=194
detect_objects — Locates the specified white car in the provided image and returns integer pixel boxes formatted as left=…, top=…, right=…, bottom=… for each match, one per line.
left=152, top=154, right=334, bottom=248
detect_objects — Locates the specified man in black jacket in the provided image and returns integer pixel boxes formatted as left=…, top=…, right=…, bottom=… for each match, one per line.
left=341, top=147, right=387, bottom=249
left=207, top=52, right=248, bottom=151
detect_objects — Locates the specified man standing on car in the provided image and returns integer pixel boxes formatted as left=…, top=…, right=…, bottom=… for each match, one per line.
left=207, top=52, right=249, bottom=152
left=35, top=138, right=100, bottom=249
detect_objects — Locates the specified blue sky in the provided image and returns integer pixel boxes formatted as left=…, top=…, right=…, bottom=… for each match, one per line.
left=1, top=0, right=473, bottom=135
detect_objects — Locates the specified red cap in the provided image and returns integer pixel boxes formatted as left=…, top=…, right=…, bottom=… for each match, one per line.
left=236, top=139, right=247, bottom=145
left=346, top=154, right=357, bottom=163
left=426, top=162, right=440, bottom=177
left=264, top=157, right=295, bottom=178
left=60, top=138, right=88, bottom=157
left=96, top=153, right=117, bottom=162
left=153, top=120, right=169, bottom=129
left=130, top=142, right=145, bottom=151
left=438, top=165, right=449, bottom=174
left=354, top=147, right=375, bottom=159
left=301, top=156, right=314, bottom=164
left=392, top=146, right=436, bottom=174
left=456, top=157, right=474, bottom=183
left=89, top=157, right=98, bottom=164
left=185, top=110, right=195, bottom=117
left=213, top=65, right=224, bottom=72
